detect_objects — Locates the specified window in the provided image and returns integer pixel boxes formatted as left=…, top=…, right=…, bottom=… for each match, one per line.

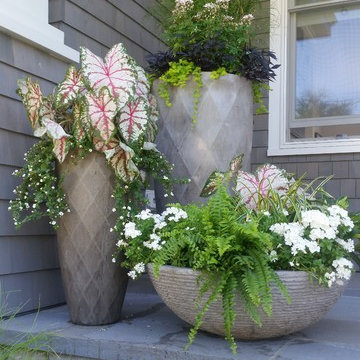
left=0, top=0, right=79, bottom=63
left=268, top=0, right=360, bottom=155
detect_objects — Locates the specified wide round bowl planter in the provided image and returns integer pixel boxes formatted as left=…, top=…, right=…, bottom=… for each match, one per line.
left=57, top=152, right=128, bottom=325
left=153, top=73, right=253, bottom=211
left=148, top=264, right=345, bottom=340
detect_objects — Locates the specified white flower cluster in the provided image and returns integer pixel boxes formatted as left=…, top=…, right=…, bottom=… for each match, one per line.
left=325, top=258, right=353, bottom=287
left=270, top=222, right=320, bottom=255
left=128, top=262, right=145, bottom=280
left=119, top=207, right=187, bottom=250
left=124, top=222, right=142, bottom=239
left=240, top=14, right=254, bottom=25
left=173, top=0, right=193, bottom=17
left=270, top=205, right=354, bottom=256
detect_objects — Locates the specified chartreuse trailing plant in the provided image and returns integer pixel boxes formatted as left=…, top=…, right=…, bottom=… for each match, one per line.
left=147, top=0, right=280, bottom=118
left=9, top=43, right=185, bottom=240
left=157, top=59, right=203, bottom=124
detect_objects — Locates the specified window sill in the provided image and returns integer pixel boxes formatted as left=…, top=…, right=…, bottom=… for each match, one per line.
left=268, top=139, right=360, bottom=156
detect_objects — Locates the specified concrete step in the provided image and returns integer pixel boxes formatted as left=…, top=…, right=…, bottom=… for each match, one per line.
left=0, top=274, right=359, bottom=360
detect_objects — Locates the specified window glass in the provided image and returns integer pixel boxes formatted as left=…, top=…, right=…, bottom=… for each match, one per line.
left=290, top=124, right=360, bottom=140
left=290, top=4, right=360, bottom=140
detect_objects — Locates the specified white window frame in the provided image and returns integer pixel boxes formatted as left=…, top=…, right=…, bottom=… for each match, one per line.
left=0, top=0, right=79, bottom=63
left=268, top=0, right=360, bottom=156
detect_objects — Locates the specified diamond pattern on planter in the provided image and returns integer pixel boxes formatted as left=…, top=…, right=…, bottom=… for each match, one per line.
left=57, top=152, right=128, bottom=325
left=154, top=73, right=253, bottom=211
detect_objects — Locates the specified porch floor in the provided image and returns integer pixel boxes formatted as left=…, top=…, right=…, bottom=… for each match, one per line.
left=1, top=274, right=360, bottom=360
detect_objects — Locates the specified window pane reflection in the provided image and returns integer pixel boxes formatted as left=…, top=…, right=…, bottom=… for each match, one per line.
left=295, top=5, right=360, bottom=121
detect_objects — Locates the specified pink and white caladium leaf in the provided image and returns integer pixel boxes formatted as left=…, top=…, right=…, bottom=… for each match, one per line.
left=236, top=164, right=289, bottom=209
left=39, top=97, right=56, bottom=121
left=93, top=137, right=118, bottom=152
left=118, top=98, right=148, bottom=142
left=56, top=66, right=84, bottom=107
left=53, top=137, right=71, bottom=163
left=72, top=102, right=90, bottom=144
left=86, top=87, right=117, bottom=142
left=41, top=118, right=71, bottom=140
left=16, top=78, right=42, bottom=129
left=37, top=118, right=71, bottom=163
left=81, top=43, right=137, bottom=108
left=135, top=66, right=150, bottom=98
left=108, top=142, right=139, bottom=182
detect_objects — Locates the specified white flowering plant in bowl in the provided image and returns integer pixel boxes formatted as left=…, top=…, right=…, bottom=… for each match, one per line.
left=115, top=158, right=359, bottom=353
left=234, top=164, right=359, bottom=288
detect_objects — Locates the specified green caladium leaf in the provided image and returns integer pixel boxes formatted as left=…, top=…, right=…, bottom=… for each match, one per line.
left=228, top=154, right=244, bottom=178
left=200, top=171, right=225, bottom=197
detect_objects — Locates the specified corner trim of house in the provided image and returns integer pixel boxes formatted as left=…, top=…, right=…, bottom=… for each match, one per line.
left=0, top=0, right=79, bottom=63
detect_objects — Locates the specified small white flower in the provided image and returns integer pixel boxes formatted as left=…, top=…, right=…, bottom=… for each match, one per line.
left=112, top=208, right=116, bottom=213
left=283, top=209, right=289, bottom=216
left=110, top=228, right=114, bottom=233
left=51, top=220, right=56, bottom=225
left=164, top=194, right=168, bottom=198
left=128, top=270, right=137, bottom=279
left=112, top=258, right=116, bottom=263
left=263, top=211, right=270, bottom=217
left=163, top=176, right=168, bottom=180
left=116, top=239, right=128, bottom=247
left=134, top=262, right=145, bottom=274
left=89, top=149, right=93, bottom=152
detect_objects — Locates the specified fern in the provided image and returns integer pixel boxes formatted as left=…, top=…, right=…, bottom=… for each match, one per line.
left=186, top=276, right=226, bottom=350
left=222, top=275, right=237, bottom=353
left=124, top=182, right=290, bottom=353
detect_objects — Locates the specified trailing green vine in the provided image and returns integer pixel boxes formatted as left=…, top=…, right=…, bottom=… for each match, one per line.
left=157, top=59, right=203, bottom=125
left=252, top=82, right=271, bottom=115
left=210, top=67, right=228, bottom=80
left=9, top=140, right=69, bottom=229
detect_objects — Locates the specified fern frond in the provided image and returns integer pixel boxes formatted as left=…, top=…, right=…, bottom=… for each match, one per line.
left=222, top=275, right=237, bottom=353
left=186, top=276, right=226, bottom=350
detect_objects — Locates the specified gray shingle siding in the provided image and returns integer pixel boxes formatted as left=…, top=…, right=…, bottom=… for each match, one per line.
left=0, top=0, right=164, bottom=312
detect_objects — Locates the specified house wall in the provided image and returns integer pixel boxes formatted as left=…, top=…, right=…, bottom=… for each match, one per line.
left=252, top=0, right=360, bottom=212
left=0, top=0, right=164, bottom=313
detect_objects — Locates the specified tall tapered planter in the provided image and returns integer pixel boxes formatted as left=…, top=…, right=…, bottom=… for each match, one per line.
left=57, top=152, right=128, bottom=325
left=154, top=72, right=253, bottom=210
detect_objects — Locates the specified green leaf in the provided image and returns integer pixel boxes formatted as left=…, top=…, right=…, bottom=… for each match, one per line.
left=215, top=237, right=232, bottom=257
left=228, top=154, right=244, bottom=177
left=200, top=171, right=225, bottom=197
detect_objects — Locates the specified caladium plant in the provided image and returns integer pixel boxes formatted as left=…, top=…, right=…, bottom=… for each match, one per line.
left=10, top=43, right=182, bottom=230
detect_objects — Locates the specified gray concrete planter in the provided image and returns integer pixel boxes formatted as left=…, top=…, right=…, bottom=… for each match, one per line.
left=153, top=73, right=253, bottom=210
left=57, top=152, right=128, bottom=325
left=148, top=264, right=345, bottom=340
